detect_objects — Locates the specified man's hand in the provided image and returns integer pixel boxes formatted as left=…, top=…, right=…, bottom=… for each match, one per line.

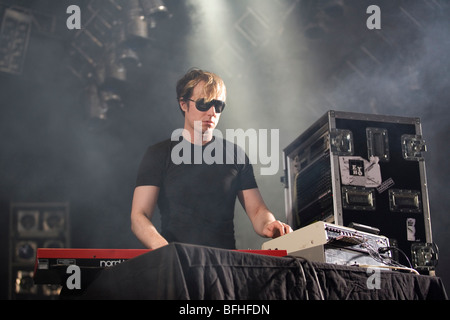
left=238, top=188, right=293, bottom=239
left=262, top=220, right=293, bottom=239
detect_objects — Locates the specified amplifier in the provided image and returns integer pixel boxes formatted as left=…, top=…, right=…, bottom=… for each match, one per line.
left=281, top=110, right=433, bottom=270
left=262, top=221, right=391, bottom=267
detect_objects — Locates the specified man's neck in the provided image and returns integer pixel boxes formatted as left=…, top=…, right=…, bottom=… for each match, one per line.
left=182, top=127, right=214, bottom=146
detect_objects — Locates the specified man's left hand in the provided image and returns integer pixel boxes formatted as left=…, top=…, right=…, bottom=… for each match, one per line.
left=263, top=220, right=293, bottom=239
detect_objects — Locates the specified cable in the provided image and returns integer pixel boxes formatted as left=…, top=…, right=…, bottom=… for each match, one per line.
left=289, top=256, right=325, bottom=300
left=378, top=246, right=413, bottom=269
left=358, top=238, right=393, bottom=266
left=310, top=264, right=325, bottom=300
left=357, top=264, right=420, bottom=275
left=297, top=260, right=309, bottom=301
left=289, top=256, right=309, bottom=300
left=356, top=238, right=420, bottom=275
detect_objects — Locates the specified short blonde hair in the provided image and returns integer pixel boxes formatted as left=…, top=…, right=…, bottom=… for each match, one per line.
left=176, top=68, right=226, bottom=115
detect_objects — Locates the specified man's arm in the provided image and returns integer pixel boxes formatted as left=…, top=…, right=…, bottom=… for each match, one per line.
left=130, top=185, right=169, bottom=249
left=238, top=188, right=292, bottom=239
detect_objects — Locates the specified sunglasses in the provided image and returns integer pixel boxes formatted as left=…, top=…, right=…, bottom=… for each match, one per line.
left=187, top=98, right=226, bottom=113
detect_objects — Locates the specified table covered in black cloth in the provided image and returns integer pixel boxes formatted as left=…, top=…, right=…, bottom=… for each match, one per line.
left=63, top=242, right=447, bottom=300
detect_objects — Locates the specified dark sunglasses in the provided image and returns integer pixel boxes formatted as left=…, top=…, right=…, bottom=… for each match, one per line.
left=187, top=98, right=226, bottom=113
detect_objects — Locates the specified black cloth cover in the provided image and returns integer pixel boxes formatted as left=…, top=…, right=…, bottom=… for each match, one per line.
left=67, top=243, right=447, bottom=300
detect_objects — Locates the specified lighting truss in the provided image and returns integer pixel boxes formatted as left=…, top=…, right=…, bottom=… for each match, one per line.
left=0, top=8, right=32, bottom=75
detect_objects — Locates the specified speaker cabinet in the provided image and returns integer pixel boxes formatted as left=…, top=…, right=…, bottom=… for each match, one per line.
left=8, top=202, right=69, bottom=299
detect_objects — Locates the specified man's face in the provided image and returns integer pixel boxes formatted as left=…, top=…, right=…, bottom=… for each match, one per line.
left=181, top=81, right=226, bottom=135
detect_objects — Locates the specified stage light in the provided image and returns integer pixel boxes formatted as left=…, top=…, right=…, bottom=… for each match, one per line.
left=123, top=0, right=150, bottom=43
left=140, top=0, right=170, bottom=21
left=0, top=8, right=32, bottom=75
left=86, top=83, right=125, bottom=122
left=117, top=45, right=142, bottom=68
left=86, top=84, right=108, bottom=120
left=104, top=48, right=127, bottom=83
left=100, top=88, right=124, bottom=112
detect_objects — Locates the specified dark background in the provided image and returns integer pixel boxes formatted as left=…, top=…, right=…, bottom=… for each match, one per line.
left=1, top=0, right=449, bottom=299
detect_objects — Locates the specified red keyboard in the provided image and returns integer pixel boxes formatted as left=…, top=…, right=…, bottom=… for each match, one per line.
left=34, top=247, right=287, bottom=285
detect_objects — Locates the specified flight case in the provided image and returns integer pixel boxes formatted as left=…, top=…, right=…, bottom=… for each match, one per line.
left=282, top=110, right=433, bottom=271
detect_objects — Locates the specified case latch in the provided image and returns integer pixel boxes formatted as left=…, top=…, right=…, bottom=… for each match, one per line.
left=401, top=134, right=426, bottom=161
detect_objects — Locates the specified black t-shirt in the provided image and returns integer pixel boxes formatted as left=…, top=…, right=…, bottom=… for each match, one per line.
left=135, top=135, right=258, bottom=249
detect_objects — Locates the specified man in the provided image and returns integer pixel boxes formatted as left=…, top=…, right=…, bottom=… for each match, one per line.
left=130, top=68, right=291, bottom=250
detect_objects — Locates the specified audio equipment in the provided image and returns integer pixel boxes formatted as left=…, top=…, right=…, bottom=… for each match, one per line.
left=262, top=221, right=392, bottom=267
